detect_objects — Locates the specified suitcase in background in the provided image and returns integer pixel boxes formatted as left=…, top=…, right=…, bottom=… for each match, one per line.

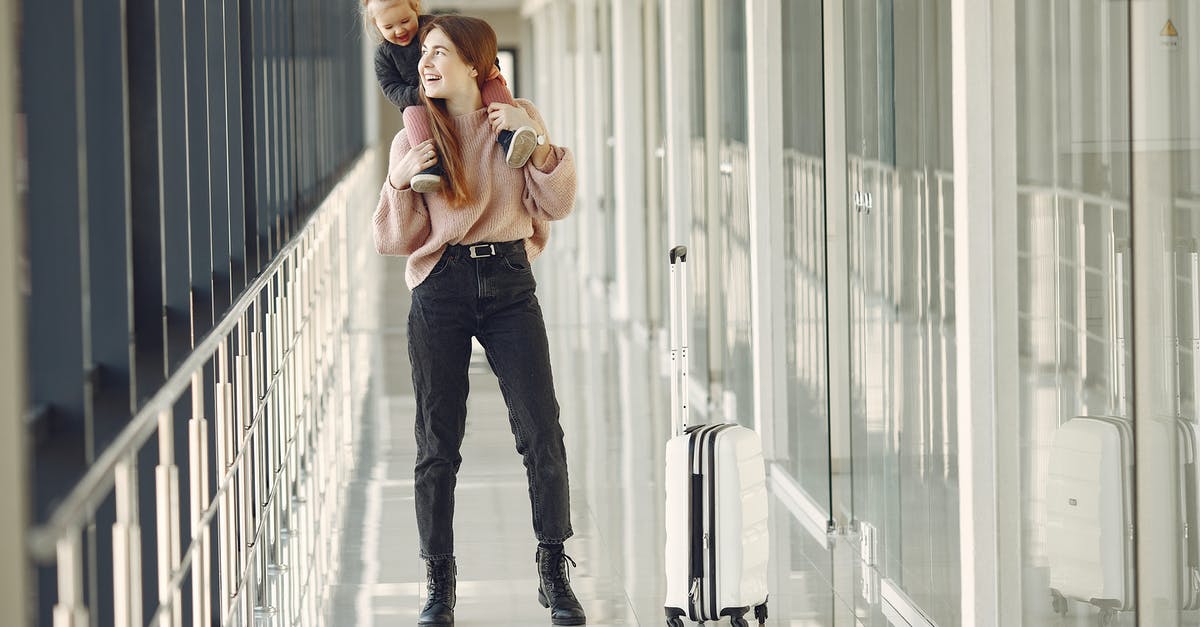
left=1046, top=415, right=1135, bottom=626
left=662, top=246, right=770, bottom=627
left=1179, top=417, right=1200, bottom=610
left=1180, top=252, right=1200, bottom=609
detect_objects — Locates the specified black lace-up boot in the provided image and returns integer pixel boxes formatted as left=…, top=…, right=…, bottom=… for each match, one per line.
left=418, top=557, right=456, bottom=626
left=536, top=544, right=587, bottom=625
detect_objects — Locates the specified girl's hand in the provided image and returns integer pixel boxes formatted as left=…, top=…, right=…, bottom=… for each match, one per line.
left=389, top=139, right=438, bottom=190
left=487, top=103, right=539, bottom=135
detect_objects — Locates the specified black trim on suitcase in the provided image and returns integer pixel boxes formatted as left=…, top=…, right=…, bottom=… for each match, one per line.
left=707, top=425, right=733, bottom=619
left=1180, top=418, right=1199, bottom=609
left=687, top=429, right=701, bottom=621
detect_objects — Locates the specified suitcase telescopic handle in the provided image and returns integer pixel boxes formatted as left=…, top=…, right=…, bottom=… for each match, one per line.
left=669, top=246, right=690, bottom=437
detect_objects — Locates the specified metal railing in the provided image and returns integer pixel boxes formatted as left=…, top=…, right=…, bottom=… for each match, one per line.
left=27, top=153, right=374, bottom=627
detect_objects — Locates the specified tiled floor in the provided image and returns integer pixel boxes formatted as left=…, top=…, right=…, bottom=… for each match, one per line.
left=324, top=231, right=904, bottom=627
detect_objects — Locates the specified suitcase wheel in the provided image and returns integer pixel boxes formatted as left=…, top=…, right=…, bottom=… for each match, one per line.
left=665, top=619, right=684, bottom=627
left=753, top=602, right=768, bottom=624
left=1049, top=589, right=1068, bottom=616
left=730, top=617, right=749, bottom=627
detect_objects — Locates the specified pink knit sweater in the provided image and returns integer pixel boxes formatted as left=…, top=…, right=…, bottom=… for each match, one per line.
left=373, top=99, right=577, bottom=289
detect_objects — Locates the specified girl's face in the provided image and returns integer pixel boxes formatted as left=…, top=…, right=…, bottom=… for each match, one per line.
left=373, top=3, right=419, bottom=47
left=419, top=28, right=477, bottom=101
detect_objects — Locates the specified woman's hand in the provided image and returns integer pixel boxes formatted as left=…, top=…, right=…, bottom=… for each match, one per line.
left=487, top=103, right=551, bottom=168
left=487, top=103, right=540, bottom=136
left=388, top=139, right=438, bottom=190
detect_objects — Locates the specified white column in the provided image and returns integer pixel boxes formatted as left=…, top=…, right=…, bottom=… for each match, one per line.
left=951, top=0, right=1004, bottom=625
left=1190, top=4, right=1200, bottom=188
left=0, top=0, right=29, bottom=621
left=573, top=0, right=603, bottom=294
left=611, top=0, right=648, bottom=325
left=984, top=0, right=1023, bottom=623
left=745, top=0, right=784, bottom=452
left=662, top=0, right=693, bottom=247
left=822, top=0, right=852, bottom=484
left=1130, top=1, right=1184, bottom=621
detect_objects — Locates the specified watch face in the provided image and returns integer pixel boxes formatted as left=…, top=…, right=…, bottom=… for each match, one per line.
left=536, top=134, right=547, bottom=146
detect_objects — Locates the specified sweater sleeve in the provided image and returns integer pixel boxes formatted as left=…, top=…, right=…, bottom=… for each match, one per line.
left=373, top=130, right=431, bottom=255
left=374, top=44, right=421, bottom=109
left=516, top=100, right=577, bottom=222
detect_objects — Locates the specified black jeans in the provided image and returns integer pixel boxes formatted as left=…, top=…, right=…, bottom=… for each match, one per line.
left=407, top=240, right=574, bottom=559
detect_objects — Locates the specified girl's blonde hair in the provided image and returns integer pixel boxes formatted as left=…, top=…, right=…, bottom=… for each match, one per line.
left=360, top=0, right=421, bottom=44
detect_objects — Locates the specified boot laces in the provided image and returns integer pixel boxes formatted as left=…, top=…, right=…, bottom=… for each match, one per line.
left=426, top=561, right=454, bottom=602
left=541, top=551, right=577, bottom=595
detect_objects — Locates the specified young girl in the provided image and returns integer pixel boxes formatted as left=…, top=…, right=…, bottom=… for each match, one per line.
left=373, top=14, right=586, bottom=627
left=362, top=0, right=539, bottom=193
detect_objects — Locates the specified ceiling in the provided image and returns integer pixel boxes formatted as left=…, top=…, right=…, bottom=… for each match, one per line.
left=425, top=0, right=525, bottom=13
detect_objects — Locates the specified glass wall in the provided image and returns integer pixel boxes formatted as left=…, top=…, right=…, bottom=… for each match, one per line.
left=844, top=0, right=959, bottom=623
left=19, top=0, right=366, bottom=620
left=1128, top=2, right=1196, bottom=625
left=712, top=0, right=754, bottom=427
left=687, top=0, right=712, bottom=412
left=1014, top=1, right=1138, bottom=624
left=524, top=1, right=1200, bottom=624
left=780, top=0, right=831, bottom=511
left=1161, top=3, right=1200, bottom=619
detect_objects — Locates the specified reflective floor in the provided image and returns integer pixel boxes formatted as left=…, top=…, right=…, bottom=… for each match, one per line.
left=326, top=228, right=931, bottom=626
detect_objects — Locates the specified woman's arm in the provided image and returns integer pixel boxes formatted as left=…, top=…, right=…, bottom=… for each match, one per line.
left=374, top=130, right=432, bottom=255
left=486, top=101, right=577, bottom=221
left=374, top=44, right=422, bottom=109
left=515, top=101, right=576, bottom=220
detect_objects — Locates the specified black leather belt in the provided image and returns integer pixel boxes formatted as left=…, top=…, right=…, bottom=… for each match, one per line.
left=446, top=240, right=525, bottom=259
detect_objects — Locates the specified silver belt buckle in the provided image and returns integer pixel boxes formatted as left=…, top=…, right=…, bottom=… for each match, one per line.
left=469, top=243, right=497, bottom=259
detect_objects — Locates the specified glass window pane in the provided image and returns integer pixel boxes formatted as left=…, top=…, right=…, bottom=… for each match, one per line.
left=1015, top=1, right=1137, bottom=624
left=844, top=1, right=959, bottom=622
left=781, top=0, right=830, bottom=512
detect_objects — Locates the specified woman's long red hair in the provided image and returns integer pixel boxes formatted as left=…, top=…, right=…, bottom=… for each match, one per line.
left=418, top=16, right=497, bottom=206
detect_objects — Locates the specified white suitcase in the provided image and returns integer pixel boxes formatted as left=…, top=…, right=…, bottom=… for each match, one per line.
left=1183, top=252, right=1200, bottom=609
left=663, top=246, right=770, bottom=627
left=1046, top=415, right=1135, bottom=625
left=1179, top=417, right=1200, bottom=609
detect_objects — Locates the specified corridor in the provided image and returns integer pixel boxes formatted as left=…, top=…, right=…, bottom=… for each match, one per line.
left=5, top=0, right=1200, bottom=626
left=326, top=218, right=899, bottom=626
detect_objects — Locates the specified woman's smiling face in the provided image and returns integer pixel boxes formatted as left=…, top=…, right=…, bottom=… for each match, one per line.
left=419, top=27, right=477, bottom=100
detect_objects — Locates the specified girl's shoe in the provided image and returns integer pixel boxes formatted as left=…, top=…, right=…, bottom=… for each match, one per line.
left=411, top=163, right=444, bottom=193
left=499, top=126, right=539, bottom=168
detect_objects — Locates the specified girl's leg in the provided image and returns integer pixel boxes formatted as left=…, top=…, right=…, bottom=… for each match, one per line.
left=482, top=76, right=538, bottom=168
left=402, top=105, right=432, bottom=144
left=402, top=106, right=444, bottom=191
left=480, top=77, right=517, bottom=107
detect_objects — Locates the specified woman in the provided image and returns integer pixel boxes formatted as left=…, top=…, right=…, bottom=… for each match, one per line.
left=372, top=15, right=586, bottom=627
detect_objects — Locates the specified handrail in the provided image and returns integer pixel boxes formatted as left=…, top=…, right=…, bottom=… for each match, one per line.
left=26, top=150, right=372, bottom=562
left=1015, top=183, right=1130, bottom=210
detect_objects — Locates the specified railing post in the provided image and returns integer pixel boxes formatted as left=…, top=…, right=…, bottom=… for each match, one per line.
left=189, top=370, right=211, bottom=627
left=154, top=407, right=181, bottom=627
left=112, top=457, right=142, bottom=627
left=214, top=337, right=233, bottom=622
left=53, top=535, right=89, bottom=627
